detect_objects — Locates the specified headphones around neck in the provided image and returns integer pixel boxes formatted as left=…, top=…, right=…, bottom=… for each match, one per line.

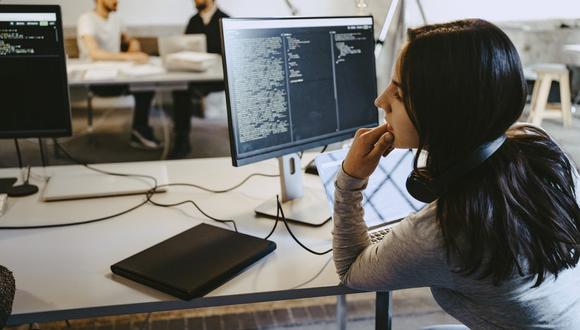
left=406, top=134, right=507, bottom=203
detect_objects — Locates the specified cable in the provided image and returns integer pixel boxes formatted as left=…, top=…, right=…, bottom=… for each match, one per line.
left=38, top=138, right=47, bottom=167
left=0, top=141, right=278, bottom=231
left=271, top=195, right=333, bottom=255
left=303, top=145, right=328, bottom=171
left=290, top=256, right=333, bottom=290
left=264, top=199, right=280, bottom=240
left=0, top=141, right=156, bottom=230
left=145, top=184, right=239, bottom=233
left=54, top=141, right=159, bottom=187
left=153, top=174, right=279, bottom=195
left=14, top=139, right=23, bottom=169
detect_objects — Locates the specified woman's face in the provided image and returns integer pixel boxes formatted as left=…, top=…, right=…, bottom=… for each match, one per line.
left=374, top=55, right=420, bottom=149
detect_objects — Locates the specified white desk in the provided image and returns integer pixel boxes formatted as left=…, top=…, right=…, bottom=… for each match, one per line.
left=67, top=57, right=223, bottom=89
left=0, top=158, right=392, bottom=329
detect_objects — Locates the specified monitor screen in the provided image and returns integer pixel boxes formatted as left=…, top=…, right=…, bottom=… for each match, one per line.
left=0, top=5, right=71, bottom=138
left=221, top=17, right=378, bottom=166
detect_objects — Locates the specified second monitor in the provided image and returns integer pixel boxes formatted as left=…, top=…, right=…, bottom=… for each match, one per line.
left=221, top=16, right=378, bottom=225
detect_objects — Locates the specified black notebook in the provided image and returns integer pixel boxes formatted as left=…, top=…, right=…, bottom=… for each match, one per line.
left=111, top=223, right=277, bottom=300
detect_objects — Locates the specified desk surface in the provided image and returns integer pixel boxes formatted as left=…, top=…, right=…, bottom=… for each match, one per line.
left=0, top=157, right=357, bottom=325
left=67, top=57, right=224, bottom=87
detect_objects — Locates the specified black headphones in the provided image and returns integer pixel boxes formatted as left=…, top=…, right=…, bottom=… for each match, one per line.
left=406, top=134, right=507, bottom=203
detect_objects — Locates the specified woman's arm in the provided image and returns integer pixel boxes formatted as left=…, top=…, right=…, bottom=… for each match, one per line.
left=332, top=168, right=452, bottom=291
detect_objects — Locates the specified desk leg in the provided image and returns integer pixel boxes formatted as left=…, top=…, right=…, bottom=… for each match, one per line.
left=336, top=294, right=347, bottom=330
left=375, top=291, right=392, bottom=330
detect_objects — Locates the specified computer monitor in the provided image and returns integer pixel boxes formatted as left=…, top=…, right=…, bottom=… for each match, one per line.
left=0, top=5, right=72, bottom=139
left=221, top=17, right=378, bottom=225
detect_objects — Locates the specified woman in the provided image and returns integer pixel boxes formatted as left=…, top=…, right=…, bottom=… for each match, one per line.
left=333, top=19, right=580, bottom=328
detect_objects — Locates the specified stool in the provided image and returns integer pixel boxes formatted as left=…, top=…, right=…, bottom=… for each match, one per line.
left=528, top=64, right=573, bottom=127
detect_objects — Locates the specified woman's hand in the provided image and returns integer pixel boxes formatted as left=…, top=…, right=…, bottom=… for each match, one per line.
left=343, top=124, right=395, bottom=179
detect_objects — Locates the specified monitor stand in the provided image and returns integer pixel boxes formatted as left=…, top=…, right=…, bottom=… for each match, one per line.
left=255, top=153, right=331, bottom=226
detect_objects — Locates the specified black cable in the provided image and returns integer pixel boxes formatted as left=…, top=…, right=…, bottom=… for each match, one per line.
left=14, top=139, right=23, bottom=169
left=54, top=141, right=159, bottom=188
left=0, top=141, right=278, bottom=232
left=24, top=166, right=31, bottom=185
left=264, top=198, right=280, bottom=240
left=275, top=195, right=332, bottom=255
left=0, top=141, right=156, bottom=230
left=161, top=174, right=279, bottom=194
left=303, top=145, right=328, bottom=171
left=145, top=184, right=239, bottom=233
left=38, top=138, right=47, bottom=167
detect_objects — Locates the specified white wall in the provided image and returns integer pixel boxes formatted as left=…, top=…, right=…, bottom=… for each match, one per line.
left=407, top=0, right=580, bottom=26
left=1, top=0, right=371, bottom=27
left=4, top=0, right=580, bottom=28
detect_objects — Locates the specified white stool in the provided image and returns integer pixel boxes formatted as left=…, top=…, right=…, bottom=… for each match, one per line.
left=528, top=64, right=573, bottom=127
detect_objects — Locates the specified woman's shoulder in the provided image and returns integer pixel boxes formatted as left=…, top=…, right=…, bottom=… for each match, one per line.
left=397, top=202, right=443, bottom=245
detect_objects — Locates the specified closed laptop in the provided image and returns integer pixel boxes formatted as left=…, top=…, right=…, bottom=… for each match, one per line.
left=111, top=223, right=276, bottom=300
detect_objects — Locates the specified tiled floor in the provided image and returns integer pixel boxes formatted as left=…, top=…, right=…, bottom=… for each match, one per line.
left=1, top=92, right=579, bottom=329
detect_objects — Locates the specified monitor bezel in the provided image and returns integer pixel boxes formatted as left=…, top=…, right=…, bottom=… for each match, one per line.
left=220, top=16, right=378, bottom=167
left=0, top=5, right=72, bottom=139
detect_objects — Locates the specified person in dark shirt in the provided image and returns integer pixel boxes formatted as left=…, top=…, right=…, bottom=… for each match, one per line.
left=184, top=0, right=229, bottom=55
left=170, top=0, right=229, bottom=158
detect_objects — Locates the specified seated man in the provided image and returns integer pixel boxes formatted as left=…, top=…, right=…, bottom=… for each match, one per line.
left=78, top=0, right=161, bottom=149
left=170, top=0, right=229, bottom=158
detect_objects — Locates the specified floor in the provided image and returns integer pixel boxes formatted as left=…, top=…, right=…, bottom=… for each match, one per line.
left=2, top=91, right=579, bottom=330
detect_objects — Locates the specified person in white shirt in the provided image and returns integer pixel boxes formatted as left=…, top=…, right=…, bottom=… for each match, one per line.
left=77, top=0, right=161, bottom=149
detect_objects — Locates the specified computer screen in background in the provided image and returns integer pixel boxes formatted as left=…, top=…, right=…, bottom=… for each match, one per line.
left=221, top=17, right=378, bottom=225
left=0, top=6, right=71, bottom=138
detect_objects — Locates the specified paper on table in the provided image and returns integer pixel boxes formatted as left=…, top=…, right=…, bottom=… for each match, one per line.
left=164, top=51, right=220, bottom=72
left=119, top=64, right=166, bottom=77
left=83, top=68, right=119, bottom=80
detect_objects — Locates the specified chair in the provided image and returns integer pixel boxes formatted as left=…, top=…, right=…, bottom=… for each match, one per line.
left=528, top=64, right=573, bottom=127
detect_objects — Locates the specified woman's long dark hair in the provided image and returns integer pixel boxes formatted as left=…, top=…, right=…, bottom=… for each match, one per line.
left=399, top=19, right=580, bottom=286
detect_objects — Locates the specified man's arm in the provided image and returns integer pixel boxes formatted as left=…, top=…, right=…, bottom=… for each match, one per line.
left=121, top=32, right=142, bottom=53
left=80, top=35, right=148, bottom=62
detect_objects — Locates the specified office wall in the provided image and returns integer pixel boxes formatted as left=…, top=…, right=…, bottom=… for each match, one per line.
left=3, top=0, right=580, bottom=28
left=407, top=0, right=580, bottom=26
left=0, top=0, right=369, bottom=27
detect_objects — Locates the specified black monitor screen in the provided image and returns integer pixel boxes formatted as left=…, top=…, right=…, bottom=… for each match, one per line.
left=221, top=17, right=378, bottom=166
left=0, top=6, right=71, bottom=138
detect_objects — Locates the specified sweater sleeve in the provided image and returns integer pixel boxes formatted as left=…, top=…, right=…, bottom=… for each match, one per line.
left=332, top=167, right=453, bottom=291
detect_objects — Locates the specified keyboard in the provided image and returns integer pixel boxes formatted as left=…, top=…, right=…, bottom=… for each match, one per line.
left=368, top=226, right=391, bottom=244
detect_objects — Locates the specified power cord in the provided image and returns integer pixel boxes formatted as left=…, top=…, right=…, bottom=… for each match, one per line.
left=265, top=195, right=332, bottom=255
left=145, top=184, right=240, bottom=232
left=0, top=142, right=155, bottom=230
left=0, top=141, right=280, bottom=232
left=303, top=145, right=328, bottom=172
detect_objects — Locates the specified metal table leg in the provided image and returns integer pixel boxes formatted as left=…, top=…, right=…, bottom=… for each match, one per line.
left=375, top=291, right=392, bottom=330
left=336, top=294, right=347, bottom=330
